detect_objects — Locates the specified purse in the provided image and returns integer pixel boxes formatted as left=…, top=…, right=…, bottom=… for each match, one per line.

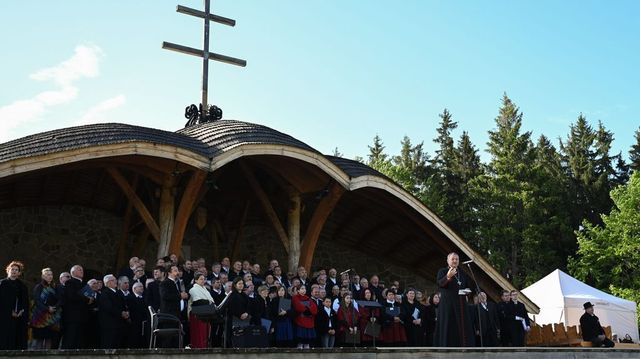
left=344, top=331, right=361, bottom=344
left=364, top=322, right=381, bottom=338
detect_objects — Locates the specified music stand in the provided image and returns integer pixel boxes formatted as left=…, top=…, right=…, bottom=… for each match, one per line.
left=356, top=300, right=383, bottom=347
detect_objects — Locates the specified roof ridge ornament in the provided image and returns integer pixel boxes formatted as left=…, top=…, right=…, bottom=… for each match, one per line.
left=162, top=1, right=246, bottom=127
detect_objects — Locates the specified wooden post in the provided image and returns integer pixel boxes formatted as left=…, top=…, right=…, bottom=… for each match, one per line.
left=157, top=175, right=176, bottom=258
left=168, top=170, right=207, bottom=256
left=287, top=190, right=301, bottom=273
left=299, top=182, right=345, bottom=271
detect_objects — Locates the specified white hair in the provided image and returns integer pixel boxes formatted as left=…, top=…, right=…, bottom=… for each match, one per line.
left=70, top=265, right=83, bottom=275
left=103, top=274, right=116, bottom=283
left=132, top=282, right=144, bottom=290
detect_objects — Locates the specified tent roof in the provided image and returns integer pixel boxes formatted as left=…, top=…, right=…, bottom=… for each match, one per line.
left=523, top=269, right=636, bottom=311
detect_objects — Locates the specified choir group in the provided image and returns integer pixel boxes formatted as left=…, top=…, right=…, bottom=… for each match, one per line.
left=0, top=254, right=528, bottom=350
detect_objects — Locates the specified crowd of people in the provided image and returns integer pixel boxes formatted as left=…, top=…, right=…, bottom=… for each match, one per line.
left=0, top=252, right=614, bottom=350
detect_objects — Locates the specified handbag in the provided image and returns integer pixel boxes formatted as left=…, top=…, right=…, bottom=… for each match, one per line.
left=344, top=331, right=361, bottom=344
left=364, top=322, right=381, bottom=338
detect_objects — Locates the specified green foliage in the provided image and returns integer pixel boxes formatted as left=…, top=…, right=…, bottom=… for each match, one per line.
left=630, top=127, right=640, bottom=173
left=569, top=172, right=640, bottom=323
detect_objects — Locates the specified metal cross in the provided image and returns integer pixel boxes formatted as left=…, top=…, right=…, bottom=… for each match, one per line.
left=163, top=0, right=246, bottom=122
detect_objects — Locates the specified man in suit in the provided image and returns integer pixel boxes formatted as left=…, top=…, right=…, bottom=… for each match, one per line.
left=508, top=290, right=530, bottom=347
left=145, top=266, right=165, bottom=312
left=117, top=276, right=134, bottom=348
left=159, top=265, right=186, bottom=318
left=472, top=292, right=500, bottom=346
left=580, top=301, right=615, bottom=347
left=98, top=275, right=127, bottom=349
left=61, top=265, right=93, bottom=349
left=496, top=290, right=511, bottom=346
left=129, top=282, right=148, bottom=348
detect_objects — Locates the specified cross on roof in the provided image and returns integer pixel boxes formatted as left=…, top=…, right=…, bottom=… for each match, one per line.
left=162, top=0, right=246, bottom=126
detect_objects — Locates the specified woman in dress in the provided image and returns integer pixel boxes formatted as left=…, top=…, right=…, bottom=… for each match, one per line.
left=269, top=285, right=293, bottom=347
left=0, top=261, right=29, bottom=350
left=188, top=272, right=215, bottom=348
left=30, top=268, right=62, bottom=350
left=381, top=289, right=406, bottom=346
left=226, top=277, right=250, bottom=347
left=401, top=288, right=424, bottom=346
left=292, top=285, right=317, bottom=349
left=359, top=287, right=382, bottom=346
left=337, top=292, right=360, bottom=346
left=425, top=292, right=440, bottom=346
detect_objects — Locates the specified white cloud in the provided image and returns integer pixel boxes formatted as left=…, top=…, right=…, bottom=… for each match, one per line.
left=0, top=44, right=103, bottom=142
left=76, top=95, right=126, bottom=125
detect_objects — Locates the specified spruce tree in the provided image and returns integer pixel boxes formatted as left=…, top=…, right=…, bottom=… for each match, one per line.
left=630, top=127, right=640, bottom=173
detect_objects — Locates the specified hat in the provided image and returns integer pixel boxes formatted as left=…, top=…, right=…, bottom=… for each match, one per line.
left=583, top=301, right=594, bottom=310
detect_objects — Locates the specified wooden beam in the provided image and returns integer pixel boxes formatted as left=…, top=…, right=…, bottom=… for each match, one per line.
left=299, top=182, right=345, bottom=271
left=116, top=174, right=139, bottom=269
left=168, top=170, right=208, bottom=255
left=107, top=167, right=160, bottom=242
left=230, top=201, right=250, bottom=261
left=238, top=161, right=290, bottom=253
left=157, top=175, right=176, bottom=258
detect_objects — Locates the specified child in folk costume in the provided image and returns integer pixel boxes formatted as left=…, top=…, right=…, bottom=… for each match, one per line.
left=292, top=285, right=318, bottom=349
left=337, top=292, right=360, bottom=346
left=381, top=289, right=407, bottom=346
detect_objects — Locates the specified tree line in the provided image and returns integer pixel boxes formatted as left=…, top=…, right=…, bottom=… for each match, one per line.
left=340, top=93, right=640, bottom=295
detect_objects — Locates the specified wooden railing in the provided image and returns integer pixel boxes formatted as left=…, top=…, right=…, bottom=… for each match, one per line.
left=526, top=324, right=612, bottom=347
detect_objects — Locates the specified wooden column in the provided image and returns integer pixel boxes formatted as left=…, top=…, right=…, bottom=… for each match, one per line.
left=157, top=175, right=176, bottom=258
left=299, top=182, right=345, bottom=271
left=287, top=190, right=301, bottom=273
left=168, top=170, right=207, bottom=256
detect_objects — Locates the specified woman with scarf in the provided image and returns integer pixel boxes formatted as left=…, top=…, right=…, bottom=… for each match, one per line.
left=30, top=268, right=62, bottom=350
left=188, top=272, right=215, bottom=348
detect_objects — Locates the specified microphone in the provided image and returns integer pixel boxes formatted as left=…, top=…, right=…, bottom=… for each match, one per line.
left=462, top=260, right=474, bottom=265
left=339, top=268, right=353, bottom=276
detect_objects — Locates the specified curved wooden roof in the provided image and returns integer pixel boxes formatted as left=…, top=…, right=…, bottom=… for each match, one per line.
left=0, top=120, right=539, bottom=313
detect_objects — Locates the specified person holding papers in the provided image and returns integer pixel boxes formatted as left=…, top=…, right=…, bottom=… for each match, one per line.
left=269, top=286, right=293, bottom=347
left=508, top=290, right=529, bottom=347
left=401, top=288, right=424, bottom=346
left=435, top=252, right=475, bottom=347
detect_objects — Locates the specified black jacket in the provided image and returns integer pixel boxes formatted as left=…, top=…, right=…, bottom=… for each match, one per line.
left=315, top=306, right=337, bottom=336
left=63, top=277, right=90, bottom=323
left=98, top=288, right=125, bottom=329
left=159, top=278, right=181, bottom=318
left=580, top=312, right=605, bottom=341
left=145, top=280, right=161, bottom=311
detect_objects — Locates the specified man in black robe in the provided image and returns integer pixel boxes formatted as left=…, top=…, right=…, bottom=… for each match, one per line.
left=579, top=301, right=615, bottom=347
left=508, top=290, right=530, bottom=347
left=435, top=252, right=475, bottom=347
left=0, top=261, right=29, bottom=350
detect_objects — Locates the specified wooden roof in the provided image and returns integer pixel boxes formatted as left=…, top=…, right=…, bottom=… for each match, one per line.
left=0, top=120, right=539, bottom=313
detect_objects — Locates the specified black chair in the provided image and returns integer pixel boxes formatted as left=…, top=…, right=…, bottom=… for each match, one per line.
left=148, top=306, right=184, bottom=348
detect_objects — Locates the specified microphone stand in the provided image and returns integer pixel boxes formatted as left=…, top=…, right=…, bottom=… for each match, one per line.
left=465, top=262, right=483, bottom=347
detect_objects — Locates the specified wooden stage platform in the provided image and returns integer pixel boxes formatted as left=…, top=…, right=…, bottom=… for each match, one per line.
left=1, top=347, right=639, bottom=359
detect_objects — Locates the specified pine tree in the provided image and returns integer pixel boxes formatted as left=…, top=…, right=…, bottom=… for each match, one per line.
left=469, top=93, right=535, bottom=286
left=629, top=127, right=640, bottom=173
left=367, top=134, right=387, bottom=166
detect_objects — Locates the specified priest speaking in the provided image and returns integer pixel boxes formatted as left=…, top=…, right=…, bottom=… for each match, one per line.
left=434, top=252, right=475, bottom=347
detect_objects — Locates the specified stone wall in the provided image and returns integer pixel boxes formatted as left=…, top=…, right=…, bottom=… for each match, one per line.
left=0, top=206, right=121, bottom=288
left=0, top=205, right=434, bottom=294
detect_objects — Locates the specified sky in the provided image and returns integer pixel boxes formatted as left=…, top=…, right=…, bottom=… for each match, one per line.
left=1, top=1, right=638, bottom=162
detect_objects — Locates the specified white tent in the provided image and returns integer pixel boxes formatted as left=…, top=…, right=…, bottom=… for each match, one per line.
left=522, top=269, right=638, bottom=342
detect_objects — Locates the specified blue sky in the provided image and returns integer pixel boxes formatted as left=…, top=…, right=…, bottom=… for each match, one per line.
left=1, top=1, right=638, bottom=161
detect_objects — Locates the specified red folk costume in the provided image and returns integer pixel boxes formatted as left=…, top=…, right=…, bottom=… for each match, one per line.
left=337, top=303, right=360, bottom=341
left=382, top=300, right=407, bottom=345
left=292, top=293, right=318, bottom=329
